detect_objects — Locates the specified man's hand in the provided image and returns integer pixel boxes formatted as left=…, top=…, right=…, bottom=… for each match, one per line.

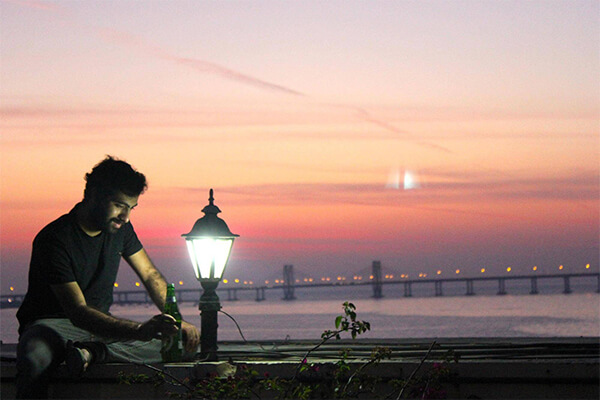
left=137, top=314, right=178, bottom=341
left=181, top=320, right=200, bottom=354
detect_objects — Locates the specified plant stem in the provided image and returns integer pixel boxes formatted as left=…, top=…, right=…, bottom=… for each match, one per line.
left=396, top=341, right=437, bottom=400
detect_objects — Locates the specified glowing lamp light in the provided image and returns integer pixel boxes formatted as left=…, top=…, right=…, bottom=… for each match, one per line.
left=182, top=189, right=238, bottom=361
left=183, top=190, right=238, bottom=282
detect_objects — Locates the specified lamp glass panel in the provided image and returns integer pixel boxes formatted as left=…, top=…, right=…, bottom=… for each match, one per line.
left=213, top=239, right=233, bottom=279
left=186, top=238, right=233, bottom=280
left=185, top=241, right=200, bottom=280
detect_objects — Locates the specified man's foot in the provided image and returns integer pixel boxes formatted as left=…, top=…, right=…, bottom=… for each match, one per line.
left=65, top=340, right=93, bottom=378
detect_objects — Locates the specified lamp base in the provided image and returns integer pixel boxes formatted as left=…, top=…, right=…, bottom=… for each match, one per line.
left=199, top=283, right=221, bottom=361
left=199, top=307, right=219, bottom=361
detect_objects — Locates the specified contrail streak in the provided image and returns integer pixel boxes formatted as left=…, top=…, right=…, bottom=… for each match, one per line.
left=98, top=28, right=304, bottom=97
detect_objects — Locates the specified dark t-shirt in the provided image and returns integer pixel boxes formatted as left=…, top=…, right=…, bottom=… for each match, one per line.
left=16, top=203, right=143, bottom=334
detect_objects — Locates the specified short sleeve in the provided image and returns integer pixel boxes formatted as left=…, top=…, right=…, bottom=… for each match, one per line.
left=121, top=222, right=143, bottom=257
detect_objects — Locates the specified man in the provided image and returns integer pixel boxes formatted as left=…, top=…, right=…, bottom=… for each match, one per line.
left=16, top=156, right=200, bottom=398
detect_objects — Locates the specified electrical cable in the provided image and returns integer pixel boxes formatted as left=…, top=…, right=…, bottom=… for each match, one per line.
left=219, top=309, right=249, bottom=343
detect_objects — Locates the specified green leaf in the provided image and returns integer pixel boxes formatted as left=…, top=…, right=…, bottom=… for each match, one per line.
left=335, top=315, right=343, bottom=329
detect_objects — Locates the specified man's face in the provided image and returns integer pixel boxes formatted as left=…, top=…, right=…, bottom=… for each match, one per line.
left=91, top=191, right=139, bottom=234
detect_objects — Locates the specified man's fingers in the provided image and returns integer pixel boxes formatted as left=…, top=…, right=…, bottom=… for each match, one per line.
left=153, top=314, right=178, bottom=331
left=152, top=313, right=176, bottom=324
left=181, top=322, right=200, bottom=353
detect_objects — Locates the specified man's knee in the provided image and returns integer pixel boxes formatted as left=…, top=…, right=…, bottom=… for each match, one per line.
left=17, top=324, right=66, bottom=377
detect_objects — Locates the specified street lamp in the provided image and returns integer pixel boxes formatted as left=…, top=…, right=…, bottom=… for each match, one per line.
left=182, top=189, right=238, bottom=361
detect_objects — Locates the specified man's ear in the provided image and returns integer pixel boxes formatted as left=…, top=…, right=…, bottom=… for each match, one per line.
left=83, top=187, right=97, bottom=203
left=84, top=187, right=108, bottom=207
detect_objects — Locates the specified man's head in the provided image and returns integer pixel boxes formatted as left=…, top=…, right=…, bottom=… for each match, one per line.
left=84, top=156, right=147, bottom=201
left=83, top=156, right=147, bottom=233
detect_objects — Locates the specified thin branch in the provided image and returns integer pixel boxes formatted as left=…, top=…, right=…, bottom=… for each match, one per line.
left=134, top=362, right=194, bottom=392
left=396, top=341, right=437, bottom=400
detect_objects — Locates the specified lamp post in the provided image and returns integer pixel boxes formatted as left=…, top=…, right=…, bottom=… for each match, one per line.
left=182, top=189, right=238, bottom=361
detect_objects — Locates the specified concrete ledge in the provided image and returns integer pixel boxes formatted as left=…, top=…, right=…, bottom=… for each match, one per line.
left=2, top=338, right=598, bottom=399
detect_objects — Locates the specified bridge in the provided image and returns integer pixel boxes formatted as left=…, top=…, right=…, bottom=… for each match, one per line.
left=2, top=262, right=598, bottom=308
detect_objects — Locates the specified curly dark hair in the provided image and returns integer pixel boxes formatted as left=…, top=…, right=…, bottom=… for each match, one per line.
left=84, top=156, right=147, bottom=201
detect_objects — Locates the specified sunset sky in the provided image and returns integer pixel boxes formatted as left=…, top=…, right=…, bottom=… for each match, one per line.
left=1, top=0, right=598, bottom=293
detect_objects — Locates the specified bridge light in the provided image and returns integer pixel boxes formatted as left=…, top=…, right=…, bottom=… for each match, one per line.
left=437, top=270, right=442, bottom=275
left=389, top=274, right=394, bottom=279
left=179, top=281, right=184, bottom=285
left=223, top=279, right=228, bottom=284
left=249, top=281, right=253, bottom=285
left=480, top=268, right=485, bottom=273
left=559, top=265, right=564, bottom=270
left=114, top=283, right=119, bottom=288
left=586, top=263, right=590, bottom=269
left=533, top=266, right=537, bottom=271
left=309, top=278, right=314, bottom=282
left=265, top=280, right=269, bottom=284
left=455, top=269, right=460, bottom=274
left=135, top=282, right=141, bottom=287
left=506, top=267, right=512, bottom=272
left=9, top=286, right=14, bottom=291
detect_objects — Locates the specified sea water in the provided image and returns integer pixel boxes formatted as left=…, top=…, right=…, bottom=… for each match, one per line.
left=2, top=284, right=598, bottom=343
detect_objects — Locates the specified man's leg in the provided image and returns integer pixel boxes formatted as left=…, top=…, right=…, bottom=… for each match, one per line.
left=16, top=319, right=96, bottom=398
left=104, top=338, right=198, bottom=364
left=103, top=339, right=164, bottom=364
left=16, top=324, right=66, bottom=398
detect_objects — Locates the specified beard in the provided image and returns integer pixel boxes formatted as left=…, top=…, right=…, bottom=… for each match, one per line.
left=105, top=218, right=124, bottom=234
left=89, top=202, right=124, bottom=234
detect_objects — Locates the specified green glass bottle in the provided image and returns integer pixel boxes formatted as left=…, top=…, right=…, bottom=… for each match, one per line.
left=161, top=283, right=183, bottom=362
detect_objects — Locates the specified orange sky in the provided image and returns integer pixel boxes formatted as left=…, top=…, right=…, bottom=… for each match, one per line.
left=1, top=0, right=598, bottom=292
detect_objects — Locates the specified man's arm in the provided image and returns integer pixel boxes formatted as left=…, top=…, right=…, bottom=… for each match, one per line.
left=51, top=282, right=176, bottom=340
left=125, top=248, right=200, bottom=353
left=124, top=248, right=168, bottom=311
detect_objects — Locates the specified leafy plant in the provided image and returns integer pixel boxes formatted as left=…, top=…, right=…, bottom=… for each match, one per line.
left=118, top=302, right=449, bottom=399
